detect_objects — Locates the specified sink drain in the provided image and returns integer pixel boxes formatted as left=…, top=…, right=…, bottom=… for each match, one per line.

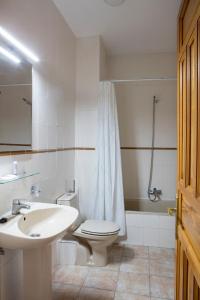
left=30, top=233, right=41, bottom=237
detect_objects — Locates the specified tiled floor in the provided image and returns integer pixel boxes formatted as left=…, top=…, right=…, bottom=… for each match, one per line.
left=53, top=244, right=175, bottom=300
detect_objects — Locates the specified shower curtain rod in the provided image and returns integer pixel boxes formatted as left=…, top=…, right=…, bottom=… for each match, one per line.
left=110, top=78, right=177, bottom=83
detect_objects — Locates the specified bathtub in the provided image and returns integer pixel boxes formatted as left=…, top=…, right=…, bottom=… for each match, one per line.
left=124, top=199, right=176, bottom=249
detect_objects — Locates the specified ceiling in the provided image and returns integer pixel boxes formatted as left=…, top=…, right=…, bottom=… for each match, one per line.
left=52, top=0, right=181, bottom=55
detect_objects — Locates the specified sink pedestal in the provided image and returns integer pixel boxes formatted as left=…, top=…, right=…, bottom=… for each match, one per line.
left=22, top=244, right=52, bottom=300
left=0, top=202, right=79, bottom=299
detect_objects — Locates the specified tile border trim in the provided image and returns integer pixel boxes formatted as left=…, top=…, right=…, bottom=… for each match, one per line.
left=0, top=146, right=177, bottom=157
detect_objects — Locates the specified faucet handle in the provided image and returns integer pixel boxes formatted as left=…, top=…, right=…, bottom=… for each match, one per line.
left=12, top=199, right=30, bottom=215
left=12, top=199, right=20, bottom=204
left=12, top=198, right=27, bottom=205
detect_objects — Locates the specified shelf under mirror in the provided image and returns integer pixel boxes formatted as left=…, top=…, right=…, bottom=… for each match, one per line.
left=0, top=172, right=40, bottom=184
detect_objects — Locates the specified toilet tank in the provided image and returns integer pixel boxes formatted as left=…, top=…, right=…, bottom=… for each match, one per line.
left=57, top=192, right=82, bottom=230
left=57, top=192, right=79, bottom=210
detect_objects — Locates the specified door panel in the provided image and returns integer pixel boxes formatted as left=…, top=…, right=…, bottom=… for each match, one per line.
left=177, top=1, right=200, bottom=298
left=177, top=226, right=200, bottom=299
left=178, top=51, right=187, bottom=183
left=185, top=28, right=197, bottom=190
left=197, top=19, right=200, bottom=197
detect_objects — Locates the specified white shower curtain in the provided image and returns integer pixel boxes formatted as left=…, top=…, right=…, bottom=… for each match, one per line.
left=94, top=81, right=126, bottom=236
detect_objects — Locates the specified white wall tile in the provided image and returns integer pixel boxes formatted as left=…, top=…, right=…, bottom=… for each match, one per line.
left=158, top=229, right=175, bottom=248
left=126, top=226, right=144, bottom=245
left=158, top=215, right=175, bottom=229
left=75, top=109, right=97, bottom=147
left=126, top=213, right=144, bottom=227
left=143, top=214, right=160, bottom=228
left=143, top=228, right=160, bottom=247
left=121, top=149, right=176, bottom=201
left=125, top=212, right=175, bottom=248
left=75, top=150, right=97, bottom=219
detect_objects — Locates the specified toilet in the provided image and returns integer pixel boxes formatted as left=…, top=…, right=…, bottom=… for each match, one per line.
left=57, top=192, right=120, bottom=267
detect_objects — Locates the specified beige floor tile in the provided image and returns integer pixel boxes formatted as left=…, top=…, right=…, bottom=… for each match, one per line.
left=149, top=247, right=175, bottom=262
left=108, top=244, right=124, bottom=258
left=120, top=258, right=149, bottom=274
left=52, top=246, right=175, bottom=300
left=123, top=245, right=149, bottom=259
left=84, top=269, right=118, bottom=291
left=150, top=260, right=175, bottom=277
left=53, top=291, right=66, bottom=300
left=150, top=275, right=174, bottom=299
left=117, top=272, right=150, bottom=296
left=115, top=292, right=150, bottom=300
left=92, top=256, right=121, bottom=271
left=53, top=283, right=81, bottom=300
left=78, top=287, right=114, bottom=300
left=53, top=266, right=89, bottom=286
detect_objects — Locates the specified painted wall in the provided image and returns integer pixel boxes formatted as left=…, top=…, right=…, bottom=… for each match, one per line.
left=0, top=0, right=76, bottom=298
left=75, top=36, right=100, bottom=219
left=108, top=53, right=177, bottom=203
left=108, top=53, right=176, bottom=80
left=99, top=38, right=108, bottom=81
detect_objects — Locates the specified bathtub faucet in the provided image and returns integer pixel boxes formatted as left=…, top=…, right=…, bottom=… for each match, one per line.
left=148, top=188, right=162, bottom=202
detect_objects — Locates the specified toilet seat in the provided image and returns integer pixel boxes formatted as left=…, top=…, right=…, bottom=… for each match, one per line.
left=80, top=220, right=120, bottom=236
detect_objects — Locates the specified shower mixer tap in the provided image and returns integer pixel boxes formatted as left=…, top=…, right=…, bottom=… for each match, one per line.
left=148, top=188, right=162, bottom=201
left=147, top=96, right=162, bottom=202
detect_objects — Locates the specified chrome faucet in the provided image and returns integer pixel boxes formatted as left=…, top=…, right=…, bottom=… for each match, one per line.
left=12, top=199, right=31, bottom=215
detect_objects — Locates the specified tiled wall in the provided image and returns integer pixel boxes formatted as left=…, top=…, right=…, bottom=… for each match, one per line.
left=117, top=80, right=177, bottom=201
left=0, top=0, right=76, bottom=212
left=0, top=0, right=76, bottom=298
left=0, top=151, right=75, bottom=213
left=108, top=53, right=177, bottom=203
left=125, top=212, right=175, bottom=248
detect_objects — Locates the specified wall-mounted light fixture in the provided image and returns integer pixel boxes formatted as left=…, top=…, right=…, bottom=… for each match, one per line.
left=0, top=46, right=21, bottom=64
left=0, top=27, right=39, bottom=63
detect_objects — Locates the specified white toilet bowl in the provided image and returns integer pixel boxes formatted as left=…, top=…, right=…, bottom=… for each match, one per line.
left=57, top=193, right=120, bottom=267
left=73, top=220, right=120, bottom=266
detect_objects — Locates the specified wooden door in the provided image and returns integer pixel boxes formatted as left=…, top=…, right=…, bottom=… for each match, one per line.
left=177, top=1, right=200, bottom=299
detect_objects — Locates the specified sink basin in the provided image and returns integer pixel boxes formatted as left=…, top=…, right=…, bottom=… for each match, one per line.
left=0, top=202, right=79, bottom=300
left=0, top=202, right=78, bottom=249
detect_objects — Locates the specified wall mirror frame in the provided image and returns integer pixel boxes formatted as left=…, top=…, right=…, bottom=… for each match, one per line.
left=0, top=29, right=34, bottom=154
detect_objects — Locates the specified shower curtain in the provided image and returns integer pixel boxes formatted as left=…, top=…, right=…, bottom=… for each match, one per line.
left=94, top=81, right=126, bottom=236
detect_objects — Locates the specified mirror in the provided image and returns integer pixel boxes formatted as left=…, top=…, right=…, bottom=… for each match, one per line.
left=0, top=55, right=32, bottom=152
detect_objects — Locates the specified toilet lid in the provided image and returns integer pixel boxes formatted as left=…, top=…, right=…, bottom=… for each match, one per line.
left=81, top=220, right=120, bottom=236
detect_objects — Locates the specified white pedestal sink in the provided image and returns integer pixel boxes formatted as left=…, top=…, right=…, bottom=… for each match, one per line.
left=0, top=202, right=79, bottom=300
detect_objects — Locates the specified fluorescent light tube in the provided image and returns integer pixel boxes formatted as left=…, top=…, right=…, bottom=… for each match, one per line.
left=0, top=27, right=39, bottom=63
left=0, top=46, right=21, bottom=64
